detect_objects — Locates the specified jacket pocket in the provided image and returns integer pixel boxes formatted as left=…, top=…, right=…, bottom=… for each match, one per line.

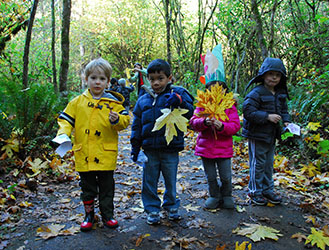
left=103, top=143, right=117, bottom=151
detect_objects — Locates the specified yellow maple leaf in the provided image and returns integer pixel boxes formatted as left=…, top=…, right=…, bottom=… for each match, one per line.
left=152, top=108, right=189, bottom=145
left=195, top=84, right=235, bottom=121
left=300, top=163, right=321, bottom=177
left=307, top=122, right=322, bottom=131
left=232, top=223, right=282, bottom=242
left=235, top=241, right=252, bottom=250
left=305, top=227, right=329, bottom=250
left=36, top=224, right=65, bottom=239
left=26, top=158, right=48, bottom=177
left=1, top=138, right=19, bottom=158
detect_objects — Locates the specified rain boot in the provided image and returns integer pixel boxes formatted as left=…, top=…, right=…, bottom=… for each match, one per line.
left=221, top=180, right=234, bottom=209
left=80, top=200, right=95, bottom=231
left=205, top=180, right=222, bottom=209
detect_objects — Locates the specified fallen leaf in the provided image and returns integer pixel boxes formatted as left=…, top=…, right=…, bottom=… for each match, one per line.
left=235, top=241, right=252, bottom=250
left=291, top=232, right=307, bottom=243
left=232, top=223, right=282, bottom=242
left=305, top=227, right=329, bottom=250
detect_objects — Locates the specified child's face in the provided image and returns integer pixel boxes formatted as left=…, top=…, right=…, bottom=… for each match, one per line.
left=263, top=71, right=281, bottom=90
left=148, top=71, right=172, bottom=94
left=86, top=68, right=109, bottom=98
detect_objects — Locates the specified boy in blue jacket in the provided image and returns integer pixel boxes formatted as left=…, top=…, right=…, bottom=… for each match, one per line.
left=130, top=59, right=194, bottom=225
left=242, top=57, right=291, bottom=206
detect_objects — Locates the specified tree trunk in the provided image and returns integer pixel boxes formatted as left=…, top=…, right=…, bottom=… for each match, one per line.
left=59, top=0, right=72, bottom=94
left=162, top=0, right=171, bottom=65
left=51, top=0, right=58, bottom=92
left=251, top=0, right=268, bottom=59
left=22, top=0, right=39, bottom=89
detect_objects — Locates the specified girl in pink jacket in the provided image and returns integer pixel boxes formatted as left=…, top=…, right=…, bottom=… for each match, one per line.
left=190, top=81, right=241, bottom=209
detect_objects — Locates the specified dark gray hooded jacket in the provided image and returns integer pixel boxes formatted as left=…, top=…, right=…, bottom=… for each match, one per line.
left=242, top=58, right=291, bottom=144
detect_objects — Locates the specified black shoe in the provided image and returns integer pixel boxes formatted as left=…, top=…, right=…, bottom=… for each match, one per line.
left=263, top=192, right=282, bottom=204
left=248, top=193, right=267, bottom=206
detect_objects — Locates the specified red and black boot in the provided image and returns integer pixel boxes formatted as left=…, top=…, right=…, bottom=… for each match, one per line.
left=80, top=200, right=95, bottom=232
left=103, top=217, right=119, bottom=228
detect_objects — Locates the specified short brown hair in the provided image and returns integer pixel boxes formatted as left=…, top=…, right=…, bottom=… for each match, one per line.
left=84, top=58, right=112, bottom=80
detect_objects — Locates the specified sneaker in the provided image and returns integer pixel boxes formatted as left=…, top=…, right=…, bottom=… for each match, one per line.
left=103, top=218, right=119, bottom=228
left=168, top=208, right=182, bottom=221
left=263, top=192, right=282, bottom=204
left=248, top=193, right=267, bottom=206
left=147, top=212, right=160, bottom=225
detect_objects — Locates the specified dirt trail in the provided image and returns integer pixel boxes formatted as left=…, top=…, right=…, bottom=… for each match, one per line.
left=4, top=128, right=320, bottom=250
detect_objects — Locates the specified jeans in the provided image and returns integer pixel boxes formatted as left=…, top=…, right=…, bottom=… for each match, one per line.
left=201, top=157, right=232, bottom=198
left=79, top=171, right=115, bottom=219
left=248, top=139, right=275, bottom=196
left=142, top=150, right=180, bottom=213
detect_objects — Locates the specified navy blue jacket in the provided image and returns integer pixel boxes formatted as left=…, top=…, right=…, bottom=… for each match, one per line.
left=242, top=84, right=290, bottom=144
left=131, top=83, right=194, bottom=152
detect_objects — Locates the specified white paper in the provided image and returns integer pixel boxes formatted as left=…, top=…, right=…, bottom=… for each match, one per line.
left=52, top=134, right=72, bottom=157
left=285, top=123, right=301, bottom=136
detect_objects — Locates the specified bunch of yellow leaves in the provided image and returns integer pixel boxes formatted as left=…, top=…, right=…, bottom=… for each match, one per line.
left=195, top=84, right=235, bottom=121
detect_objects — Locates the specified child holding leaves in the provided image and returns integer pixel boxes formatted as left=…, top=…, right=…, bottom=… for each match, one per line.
left=190, top=45, right=241, bottom=209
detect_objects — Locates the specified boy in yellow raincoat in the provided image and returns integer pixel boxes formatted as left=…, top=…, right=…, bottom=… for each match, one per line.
left=57, top=58, right=130, bottom=231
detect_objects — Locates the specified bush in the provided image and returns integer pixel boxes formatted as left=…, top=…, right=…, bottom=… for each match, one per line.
left=0, top=79, right=65, bottom=159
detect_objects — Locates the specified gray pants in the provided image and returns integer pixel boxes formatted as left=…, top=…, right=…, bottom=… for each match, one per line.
left=201, top=157, right=232, bottom=198
left=248, top=139, right=275, bottom=196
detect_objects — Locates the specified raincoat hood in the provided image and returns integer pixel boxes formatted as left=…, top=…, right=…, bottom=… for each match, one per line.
left=245, top=57, right=288, bottom=96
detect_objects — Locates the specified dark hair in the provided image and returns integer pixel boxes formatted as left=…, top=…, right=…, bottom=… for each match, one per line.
left=110, top=78, right=118, bottom=85
left=134, top=62, right=142, bottom=68
left=206, top=80, right=229, bottom=91
left=147, top=59, right=171, bottom=77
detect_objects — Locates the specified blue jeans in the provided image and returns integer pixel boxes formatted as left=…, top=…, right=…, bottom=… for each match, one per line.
left=248, top=139, right=275, bottom=196
left=142, top=150, right=180, bottom=213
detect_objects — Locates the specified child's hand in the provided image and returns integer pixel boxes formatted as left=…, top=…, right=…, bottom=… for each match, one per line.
left=212, top=119, right=223, bottom=130
left=284, top=122, right=290, bottom=127
left=204, top=117, right=212, bottom=126
left=268, top=114, right=281, bottom=124
left=109, top=110, right=119, bottom=123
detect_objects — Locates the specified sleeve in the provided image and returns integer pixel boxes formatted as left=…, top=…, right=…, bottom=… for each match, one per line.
left=111, top=104, right=130, bottom=131
left=176, top=88, right=194, bottom=119
left=130, top=101, right=143, bottom=149
left=128, top=85, right=135, bottom=92
left=280, top=99, right=291, bottom=123
left=217, top=105, right=241, bottom=136
left=243, top=91, right=268, bottom=124
left=57, top=98, right=77, bottom=136
left=129, top=72, right=139, bottom=82
left=189, top=108, right=208, bottom=132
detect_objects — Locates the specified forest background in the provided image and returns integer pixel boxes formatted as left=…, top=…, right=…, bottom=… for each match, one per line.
left=0, top=0, right=328, bottom=212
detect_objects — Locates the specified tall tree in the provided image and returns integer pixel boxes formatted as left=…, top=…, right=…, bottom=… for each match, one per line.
left=59, top=0, right=71, bottom=94
left=251, top=0, right=268, bottom=60
left=22, top=0, right=39, bottom=89
left=51, top=0, right=58, bottom=92
left=162, top=0, right=172, bottom=65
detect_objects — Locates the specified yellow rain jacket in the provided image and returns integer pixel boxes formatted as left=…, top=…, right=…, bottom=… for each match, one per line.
left=57, top=89, right=130, bottom=172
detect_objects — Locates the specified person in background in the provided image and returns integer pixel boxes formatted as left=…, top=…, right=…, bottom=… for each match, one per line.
left=130, top=59, right=194, bottom=225
left=129, top=63, right=150, bottom=98
left=109, top=77, right=119, bottom=92
left=117, top=78, right=135, bottom=112
left=242, top=57, right=291, bottom=206
left=56, top=58, right=130, bottom=231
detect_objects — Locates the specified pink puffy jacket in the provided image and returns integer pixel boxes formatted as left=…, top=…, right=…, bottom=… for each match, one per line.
left=189, top=105, right=241, bottom=159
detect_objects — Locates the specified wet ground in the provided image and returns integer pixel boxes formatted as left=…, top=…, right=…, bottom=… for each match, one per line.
left=3, top=129, right=323, bottom=250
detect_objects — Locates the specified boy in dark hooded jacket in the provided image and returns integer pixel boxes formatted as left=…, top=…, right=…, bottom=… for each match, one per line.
left=242, top=57, right=291, bottom=206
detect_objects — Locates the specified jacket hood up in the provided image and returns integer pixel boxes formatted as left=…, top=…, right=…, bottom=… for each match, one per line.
left=245, top=57, right=289, bottom=97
